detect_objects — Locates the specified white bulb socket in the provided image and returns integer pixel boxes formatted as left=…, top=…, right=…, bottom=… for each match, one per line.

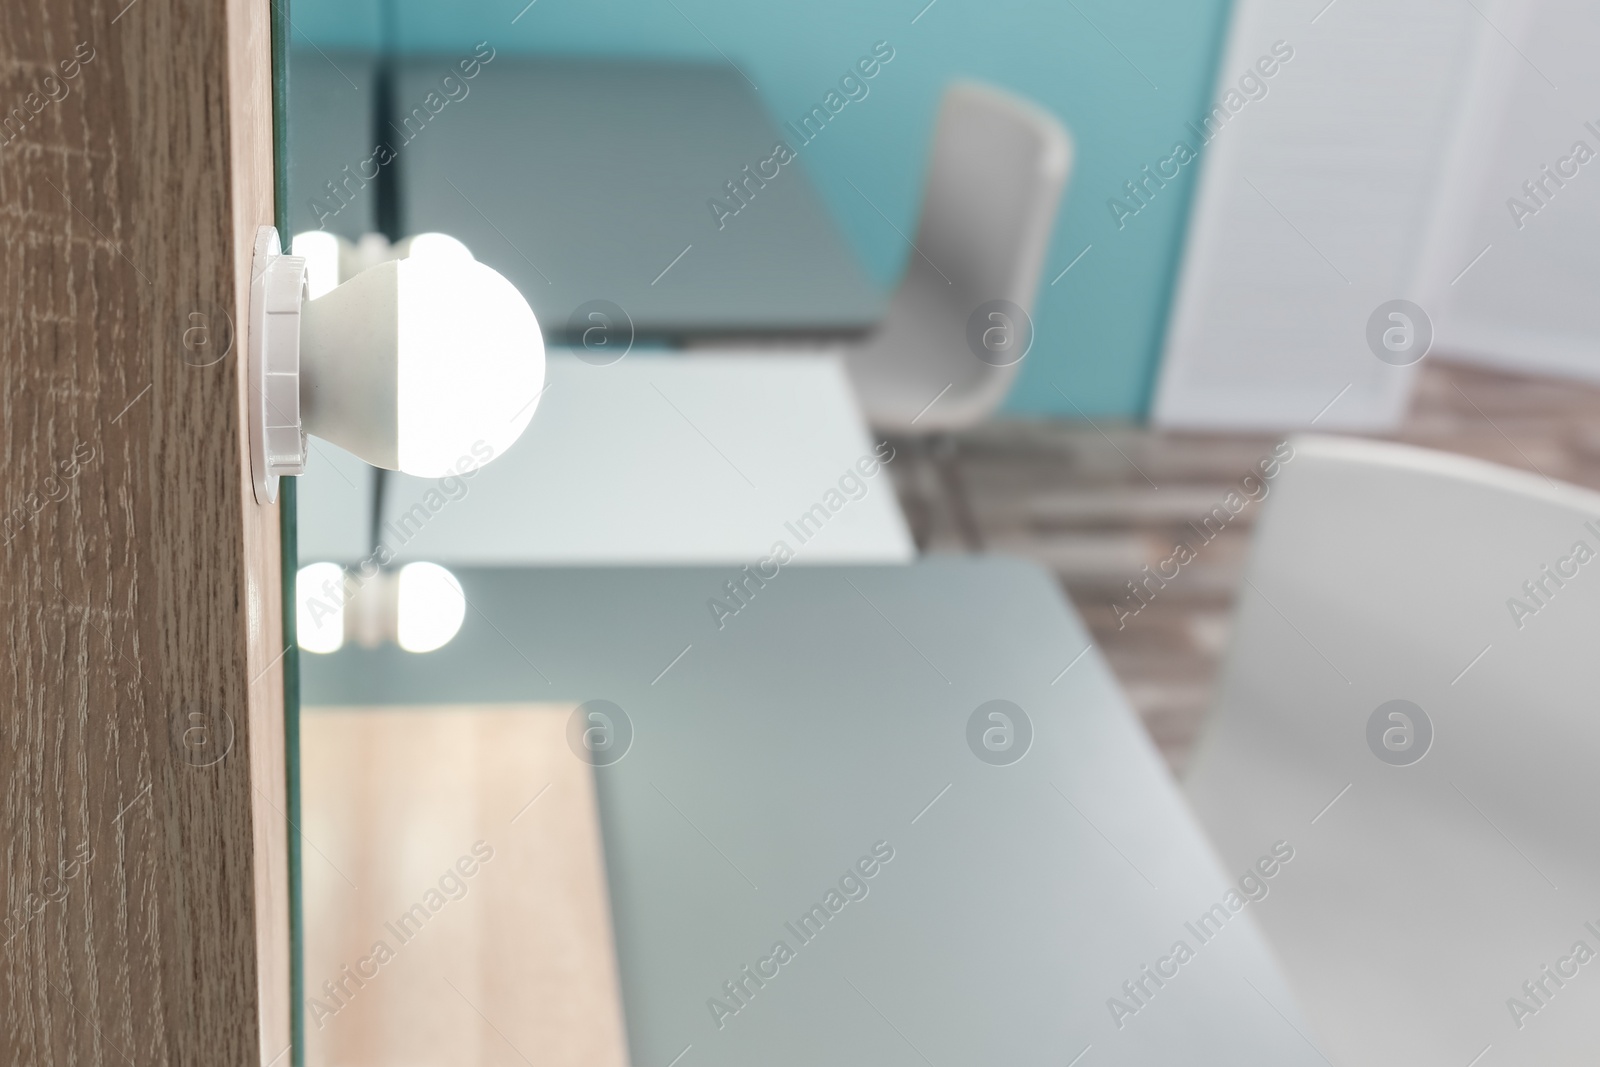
left=249, top=227, right=310, bottom=504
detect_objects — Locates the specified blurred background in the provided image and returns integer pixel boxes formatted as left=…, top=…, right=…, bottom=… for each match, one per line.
left=285, top=1, right=1600, bottom=1063
left=289, top=0, right=1600, bottom=769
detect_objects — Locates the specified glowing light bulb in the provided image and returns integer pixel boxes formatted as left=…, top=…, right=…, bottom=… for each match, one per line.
left=395, top=562, right=466, bottom=653
left=249, top=225, right=542, bottom=502
left=297, top=257, right=544, bottom=477
left=396, top=258, right=543, bottom=476
left=296, top=561, right=346, bottom=654
left=291, top=231, right=342, bottom=300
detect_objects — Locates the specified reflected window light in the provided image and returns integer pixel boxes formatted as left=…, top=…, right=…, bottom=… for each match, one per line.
left=290, top=231, right=342, bottom=300
left=396, top=561, right=466, bottom=653
left=296, top=561, right=346, bottom=654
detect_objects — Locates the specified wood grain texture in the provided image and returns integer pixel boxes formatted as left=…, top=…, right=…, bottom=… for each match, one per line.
left=0, top=0, right=287, bottom=1064
left=299, top=705, right=628, bottom=1067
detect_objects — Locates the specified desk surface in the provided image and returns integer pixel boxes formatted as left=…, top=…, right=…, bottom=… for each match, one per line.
left=298, top=704, right=628, bottom=1067
left=304, top=559, right=1329, bottom=1066
left=298, top=352, right=915, bottom=566
left=393, top=56, right=886, bottom=339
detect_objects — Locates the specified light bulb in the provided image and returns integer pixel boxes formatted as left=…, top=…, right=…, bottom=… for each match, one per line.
left=296, top=562, right=346, bottom=654
left=398, top=257, right=542, bottom=476
left=395, top=562, right=466, bottom=653
left=250, top=225, right=542, bottom=502
left=298, top=256, right=545, bottom=477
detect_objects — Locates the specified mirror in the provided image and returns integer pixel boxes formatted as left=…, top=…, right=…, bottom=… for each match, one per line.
left=281, top=2, right=1600, bottom=1064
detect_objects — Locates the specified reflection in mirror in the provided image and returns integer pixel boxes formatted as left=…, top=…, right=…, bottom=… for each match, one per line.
left=295, top=560, right=467, bottom=656
left=285, top=1, right=1600, bottom=1064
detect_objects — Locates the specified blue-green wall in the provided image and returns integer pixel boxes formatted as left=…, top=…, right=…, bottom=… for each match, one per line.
left=297, top=0, right=1231, bottom=417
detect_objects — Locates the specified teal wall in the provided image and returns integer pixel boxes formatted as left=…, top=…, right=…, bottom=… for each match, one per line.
left=296, top=0, right=1231, bottom=417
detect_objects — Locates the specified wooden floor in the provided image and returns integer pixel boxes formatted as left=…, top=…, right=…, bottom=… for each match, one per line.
left=887, top=361, right=1600, bottom=775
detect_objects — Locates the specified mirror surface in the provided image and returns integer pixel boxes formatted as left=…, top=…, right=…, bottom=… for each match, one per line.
left=282, top=2, right=1600, bottom=1064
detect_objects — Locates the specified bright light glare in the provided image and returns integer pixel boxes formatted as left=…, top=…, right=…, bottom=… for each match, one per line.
left=396, top=562, right=466, bottom=653
left=296, top=561, right=346, bottom=654
left=291, top=231, right=341, bottom=300
left=396, top=257, right=545, bottom=477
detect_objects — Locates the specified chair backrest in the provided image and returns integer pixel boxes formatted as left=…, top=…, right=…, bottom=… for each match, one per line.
left=1186, top=434, right=1600, bottom=1064
left=844, top=82, right=1071, bottom=433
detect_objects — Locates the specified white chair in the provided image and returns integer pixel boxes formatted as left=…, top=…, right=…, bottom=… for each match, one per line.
left=1185, top=435, right=1600, bottom=1065
left=690, top=83, right=1070, bottom=548
left=842, top=80, right=1072, bottom=434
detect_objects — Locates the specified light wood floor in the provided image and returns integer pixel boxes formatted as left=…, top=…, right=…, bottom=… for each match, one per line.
left=887, top=361, right=1600, bottom=775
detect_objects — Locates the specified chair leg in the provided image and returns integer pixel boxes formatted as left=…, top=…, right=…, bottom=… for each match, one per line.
left=931, top=433, right=984, bottom=551
left=891, top=436, right=937, bottom=552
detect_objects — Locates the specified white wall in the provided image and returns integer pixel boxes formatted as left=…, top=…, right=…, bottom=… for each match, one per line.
left=1418, top=0, right=1600, bottom=383
left=1153, top=0, right=1490, bottom=431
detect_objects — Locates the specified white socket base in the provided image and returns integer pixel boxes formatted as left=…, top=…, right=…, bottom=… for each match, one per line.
left=249, top=225, right=309, bottom=505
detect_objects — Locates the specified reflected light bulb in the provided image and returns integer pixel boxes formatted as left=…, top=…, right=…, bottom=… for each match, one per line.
left=292, top=229, right=476, bottom=297
left=291, top=231, right=342, bottom=300
left=396, top=562, right=466, bottom=653
left=393, top=232, right=475, bottom=264
left=296, top=561, right=346, bottom=654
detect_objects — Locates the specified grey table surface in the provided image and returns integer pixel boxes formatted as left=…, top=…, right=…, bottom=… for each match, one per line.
left=391, top=55, right=887, bottom=341
left=303, top=558, right=1329, bottom=1066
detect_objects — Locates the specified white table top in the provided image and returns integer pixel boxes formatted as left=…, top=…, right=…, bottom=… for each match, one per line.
left=296, top=351, right=915, bottom=566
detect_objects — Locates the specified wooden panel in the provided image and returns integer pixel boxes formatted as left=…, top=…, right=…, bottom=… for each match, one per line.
left=300, top=705, right=628, bottom=1067
left=0, top=0, right=286, bottom=1064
